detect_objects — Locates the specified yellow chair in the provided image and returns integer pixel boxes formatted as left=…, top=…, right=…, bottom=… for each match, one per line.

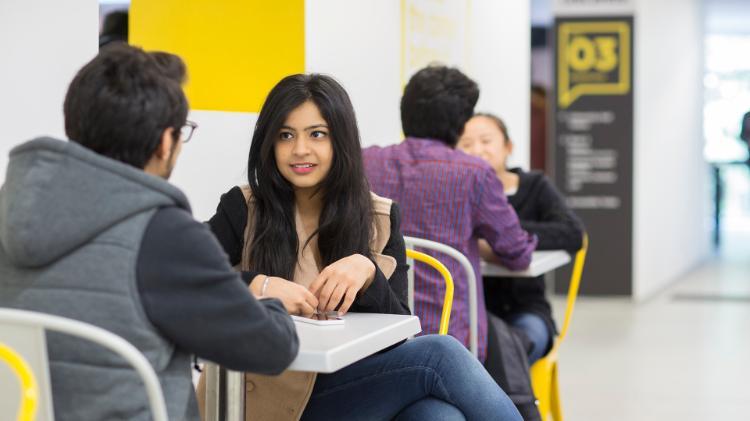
left=0, top=308, right=169, bottom=421
left=530, top=234, right=589, bottom=421
left=406, top=248, right=454, bottom=335
left=0, top=343, right=39, bottom=421
left=404, top=236, right=478, bottom=356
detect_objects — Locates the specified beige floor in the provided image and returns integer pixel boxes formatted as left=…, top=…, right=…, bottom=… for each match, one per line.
left=551, top=234, right=750, bottom=421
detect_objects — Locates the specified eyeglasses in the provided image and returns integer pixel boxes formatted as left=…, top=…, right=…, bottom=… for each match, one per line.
left=180, top=121, right=198, bottom=143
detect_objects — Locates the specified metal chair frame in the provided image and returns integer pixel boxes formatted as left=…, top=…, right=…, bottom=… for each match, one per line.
left=404, top=236, right=479, bottom=357
left=530, top=234, right=589, bottom=421
left=405, top=248, right=454, bottom=334
left=0, top=308, right=168, bottom=421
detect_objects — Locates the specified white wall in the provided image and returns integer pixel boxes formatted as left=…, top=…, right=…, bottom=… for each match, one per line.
left=179, top=0, right=533, bottom=220
left=305, top=0, right=531, bottom=163
left=0, top=1, right=531, bottom=219
left=305, top=0, right=402, bottom=146
left=632, top=0, right=711, bottom=300
left=469, top=0, right=531, bottom=169
left=0, top=0, right=246, bottom=222
left=0, top=0, right=99, bottom=183
left=169, top=110, right=256, bottom=220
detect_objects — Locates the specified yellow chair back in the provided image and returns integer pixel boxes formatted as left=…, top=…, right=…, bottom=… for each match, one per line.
left=530, top=233, right=588, bottom=421
left=0, top=308, right=169, bottom=421
left=405, top=249, right=454, bottom=335
left=0, top=343, right=39, bottom=421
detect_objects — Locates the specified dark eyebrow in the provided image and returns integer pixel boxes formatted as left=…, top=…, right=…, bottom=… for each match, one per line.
left=279, top=124, right=329, bottom=131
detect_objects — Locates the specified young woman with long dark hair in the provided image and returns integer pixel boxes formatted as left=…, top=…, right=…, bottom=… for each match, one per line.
left=201, top=74, right=522, bottom=421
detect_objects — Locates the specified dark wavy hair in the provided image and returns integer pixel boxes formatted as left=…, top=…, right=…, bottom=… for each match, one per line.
left=245, top=74, right=373, bottom=279
left=401, top=65, right=479, bottom=146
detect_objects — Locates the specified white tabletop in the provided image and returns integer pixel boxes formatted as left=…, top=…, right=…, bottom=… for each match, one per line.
left=482, top=250, right=571, bottom=278
left=288, top=313, right=421, bottom=373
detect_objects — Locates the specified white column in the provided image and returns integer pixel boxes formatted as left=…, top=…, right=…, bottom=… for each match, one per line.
left=632, top=0, right=710, bottom=300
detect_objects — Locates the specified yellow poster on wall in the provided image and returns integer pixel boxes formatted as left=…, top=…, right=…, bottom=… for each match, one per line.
left=401, top=0, right=470, bottom=86
left=130, top=0, right=304, bottom=113
left=557, top=20, right=631, bottom=108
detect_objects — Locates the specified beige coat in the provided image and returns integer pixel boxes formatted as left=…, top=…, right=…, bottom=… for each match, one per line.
left=198, top=188, right=397, bottom=421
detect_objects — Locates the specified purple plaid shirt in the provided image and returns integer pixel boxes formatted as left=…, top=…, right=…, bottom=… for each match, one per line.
left=363, top=138, right=537, bottom=361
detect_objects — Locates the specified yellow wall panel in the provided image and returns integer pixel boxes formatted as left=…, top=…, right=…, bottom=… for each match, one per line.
left=130, top=0, right=304, bottom=113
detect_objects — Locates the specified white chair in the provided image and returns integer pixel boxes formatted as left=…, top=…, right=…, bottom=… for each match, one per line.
left=403, top=236, right=479, bottom=357
left=0, top=308, right=168, bottom=421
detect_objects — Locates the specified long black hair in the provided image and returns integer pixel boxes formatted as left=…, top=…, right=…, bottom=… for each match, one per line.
left=245, top=74, right=373, bottom=280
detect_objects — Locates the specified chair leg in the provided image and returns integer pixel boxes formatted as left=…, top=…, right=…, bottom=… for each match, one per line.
left=550, top=364, right=563, bottom=421
left=536, top=376, right=551, bottom=420
left=538, top=396, right=551, bottom=421
left=531, top=359, right=552, bottom=421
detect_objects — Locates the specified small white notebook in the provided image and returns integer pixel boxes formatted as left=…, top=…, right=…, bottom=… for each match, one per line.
left=292, top=314, right=345, bottom=326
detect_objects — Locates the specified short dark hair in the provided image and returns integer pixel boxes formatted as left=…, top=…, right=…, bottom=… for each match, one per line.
left=400, top=65, right=479, bottom=146
left=64, top=44, right=188, bottom=169
left=150, top=51, right=188, bottom=85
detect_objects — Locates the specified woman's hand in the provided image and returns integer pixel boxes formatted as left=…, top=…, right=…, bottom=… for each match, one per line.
left=250, top=275, right=319, bottom=317
left=308, top=254, right=376, bottom=315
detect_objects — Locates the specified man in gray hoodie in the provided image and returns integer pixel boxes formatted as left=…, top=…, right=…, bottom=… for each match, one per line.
left=0, top=44, right=298, bottom=420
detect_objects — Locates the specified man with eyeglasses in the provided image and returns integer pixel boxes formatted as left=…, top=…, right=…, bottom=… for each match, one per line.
left=0, top=44, right=298, bottom=420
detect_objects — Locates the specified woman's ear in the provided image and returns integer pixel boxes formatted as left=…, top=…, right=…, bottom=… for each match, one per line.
left=506, top=138, right=514, bottom=155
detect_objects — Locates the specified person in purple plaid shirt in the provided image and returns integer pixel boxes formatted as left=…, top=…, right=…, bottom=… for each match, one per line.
left=363, top=66, right=537, bottom=366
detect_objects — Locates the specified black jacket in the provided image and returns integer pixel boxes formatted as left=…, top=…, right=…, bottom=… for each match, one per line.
left=483, top=169, right=584, bottom=336
left=207, top=186, right=411, bottom=316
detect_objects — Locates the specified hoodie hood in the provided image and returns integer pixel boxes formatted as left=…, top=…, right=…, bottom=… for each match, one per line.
left=0, top=137, right=190, bottom=268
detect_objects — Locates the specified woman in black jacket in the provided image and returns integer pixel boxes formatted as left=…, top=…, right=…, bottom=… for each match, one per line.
left=202, top=75, right=522, bottom=421
left=457, top=113, right=584, bottom=363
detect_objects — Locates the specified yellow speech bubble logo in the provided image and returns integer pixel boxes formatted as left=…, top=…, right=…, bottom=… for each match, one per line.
left=558, top=21, right=631, bottom=108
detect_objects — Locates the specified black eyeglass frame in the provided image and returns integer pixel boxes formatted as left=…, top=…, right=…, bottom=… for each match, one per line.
left=180, top=121, right=198, bottom=143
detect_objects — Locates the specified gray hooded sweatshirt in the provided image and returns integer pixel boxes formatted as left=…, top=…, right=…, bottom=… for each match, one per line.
left=0, top=138, right=298, bottom=420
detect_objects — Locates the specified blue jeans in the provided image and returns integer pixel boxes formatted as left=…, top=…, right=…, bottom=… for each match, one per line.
left=508, top=312, right=551, bottom=364
left=301, top=335, right=522, bottom=421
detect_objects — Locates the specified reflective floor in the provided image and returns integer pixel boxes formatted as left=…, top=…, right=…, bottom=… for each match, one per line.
left=553, top=231, right=750, bottom=421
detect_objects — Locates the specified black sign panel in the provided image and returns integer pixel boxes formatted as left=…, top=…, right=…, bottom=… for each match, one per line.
left=552, top=16, right=634, bottom=295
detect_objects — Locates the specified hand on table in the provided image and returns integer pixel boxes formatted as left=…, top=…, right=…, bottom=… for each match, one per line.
left=308, top=254, right=375, bottom=315
left=251, top=276, right=318, bottom=317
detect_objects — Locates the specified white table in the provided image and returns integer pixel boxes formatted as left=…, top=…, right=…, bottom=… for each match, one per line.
left=203, top=313, right=422, bottom=421
left=482, top=250, right=571, bottom=277
left=288, top=313, right=421, bottom=373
